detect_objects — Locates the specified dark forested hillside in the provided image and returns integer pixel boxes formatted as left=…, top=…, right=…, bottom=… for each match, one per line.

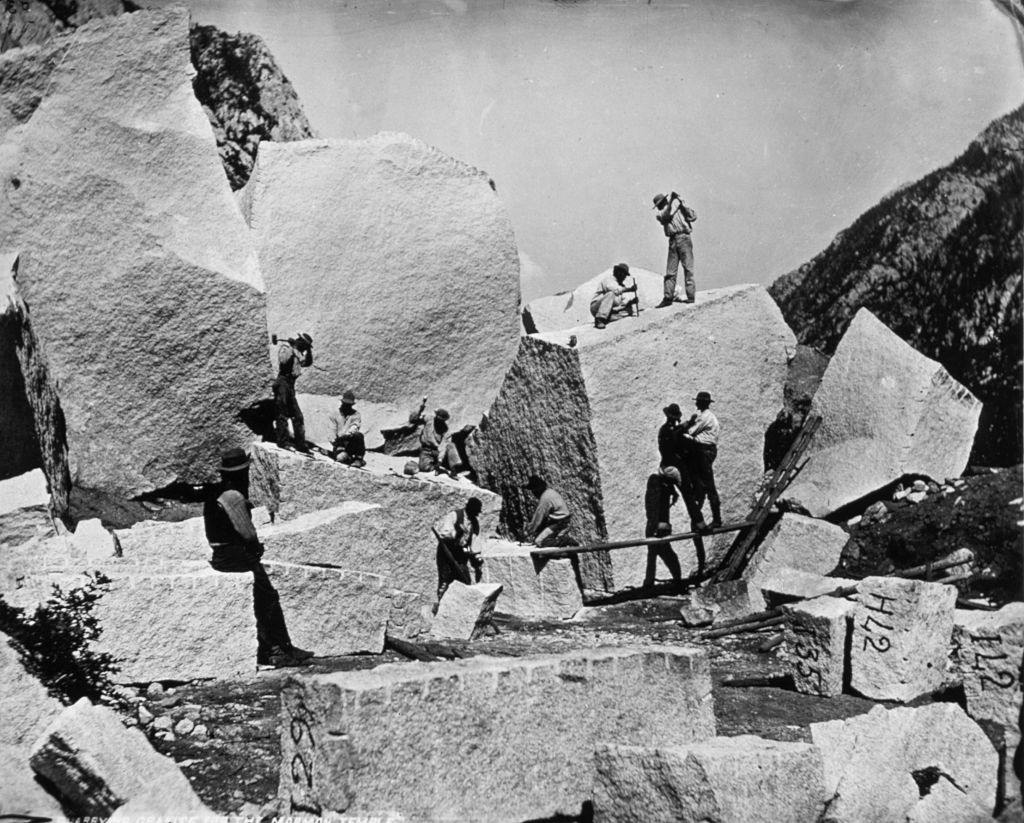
left=770, top=105, right=1023, bottom=466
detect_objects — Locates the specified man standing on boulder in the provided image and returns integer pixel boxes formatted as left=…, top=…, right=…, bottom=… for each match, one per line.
left=590, top=262, right=640, bottom=329
left=204, top=447, right=313, bottom=669
left=329, top=389, right=365, bottom=468
left=642, top=465, right=684, bottom=589
left=652, top=192, right=696, bottom=307
left=681, top=391, right=722, bottom=529
left=524, top=474, right=572, bottom=547
left=432, top=496, right=484, bottom=605
left=274, top=332, right=313, bottom=452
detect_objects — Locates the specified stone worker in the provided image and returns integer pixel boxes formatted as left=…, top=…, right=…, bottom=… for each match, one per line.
left=524, top=474, right=572, bottom=547
left=329, top=389, right=366, bottom=468
left=652, top=192, right=696, bottom=307
left=412, top=406, right=463, bottom=474
left=274, top=332, right=313, bottom=452
left=642, top=465, right=684, bottom=589
left=432, top=496, right=484, bottom=603
left=204, top=447, right=314, bottom=669
left=590, top=262, right=639, bottom=329
left=681, top=391, right=722, bottom=529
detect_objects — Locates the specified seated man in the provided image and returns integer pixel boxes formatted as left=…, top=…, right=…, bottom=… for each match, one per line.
left=524, top=474, right=572, bottom=547
left=204, top=447, right=313, bottom=669
left=590, top=263, right=639, bottom=329
left=329, top=389, right=366, bottom=468
left=432, top=497, right=484, bottom=605
left=412, top=406, right=463, bottom=474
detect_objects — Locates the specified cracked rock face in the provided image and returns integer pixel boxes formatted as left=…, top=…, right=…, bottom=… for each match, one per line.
left=471, top=284, right=794, bottom=590
left=239, top=135, right=521, bottom=426
left=0, top=9, right=269, bottom=505
left=781, top=308, right=981, bottom=517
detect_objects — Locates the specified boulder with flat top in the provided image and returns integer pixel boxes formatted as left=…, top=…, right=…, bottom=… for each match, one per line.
left=742, top=513, right=848, bottom=591
left=471, top=284, right=794, bottom=592
left=239, top=134, right=520, bottom=425
left=783, top=596, right=855, bottom=697
left=781, top=309, right=982, bottom=517
left=479, top=539, right=583, bottom=619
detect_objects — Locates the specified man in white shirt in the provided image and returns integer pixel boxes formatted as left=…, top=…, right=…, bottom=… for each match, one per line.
left=682, top=391, right=722, bottom=528
left=432, top=497, right=483, bottom=603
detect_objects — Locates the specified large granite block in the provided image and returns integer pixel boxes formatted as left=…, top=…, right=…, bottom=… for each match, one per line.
left=592, top=736, right=828, bottom=823
left=782, top=309, right=981, bottom=516
left=240, top=134, right=520, bottom=425
left=263, top=561, right=389, bottom=656
left=30, top=697, right=204, bottom=817
left=783, top=596, right=855, bottom=697
left=743, top=513, right=849, bottom=590
left=849, top=576, right=957, bottom=702
left=810, top=703, right=997, bottom=822
left=479, top=539, right=582, bottom=620
left=0, top=10, right=267, bottom=507
left=279, top=646, right=715, bottom=821
left=0, top=631, right=64, bottom=752
left=471, top=284, right=793, bottom=592
left=952, top=603, right=1024, bottom=730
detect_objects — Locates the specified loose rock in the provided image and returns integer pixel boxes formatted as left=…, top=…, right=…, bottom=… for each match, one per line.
left=679, top=580, right=760, bottom=627
left=173, top=717, right=194, bottom=737
left=742, top=513, right=849, bottom=593
left=430, top=581, right=503, bottom=641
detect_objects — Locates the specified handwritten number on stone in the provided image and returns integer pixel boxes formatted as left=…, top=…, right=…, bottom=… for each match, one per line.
left=863, top=633, right=891, bottom=653
left=861, top=613, right=894, bottom=634
left=793, top=644, right=820, bottom=662
left=979, top=670, right=1016, bottom=691
left=865, top=593, right=896, bottom=616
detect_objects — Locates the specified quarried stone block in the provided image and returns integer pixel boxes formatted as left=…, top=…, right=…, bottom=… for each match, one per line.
left=430, top=581, right=503, bottom=641
left=279, top=646, right=715, bottom=821
left=743, top=513, right=849, bottom=590
left=783, top=596, right=855, bottom=697
left=952, top=603, right=1024, bottom=730
left=480, top=539, right=582, bottom=619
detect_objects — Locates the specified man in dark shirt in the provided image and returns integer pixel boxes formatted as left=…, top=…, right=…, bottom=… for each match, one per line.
left=642, top=466, right=684, bottom=589
left=660, top=403, right=707, bottom=533
left=274, top=333, right=313, bottom=452
left=204, top=447, right=313, bottom=668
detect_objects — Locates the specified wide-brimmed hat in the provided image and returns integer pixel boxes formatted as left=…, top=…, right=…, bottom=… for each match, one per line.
left=652, top=193, right=668, bottom=208
left=219, top=447, right=250, bottom=473
left=660, top=465, right=682, bottom=484
left=434, top=408, right=450, bottom=421
left=663, top=403, right=682, bottom=419
left=295, top=332, right=313, bottom=348
left=524, top=474, right=545, bottom=491
left=341, top=389, right=356, bottom=404
left=612, top=262, right=630, bottom=279
left=695, top=391, right=713, bottom=405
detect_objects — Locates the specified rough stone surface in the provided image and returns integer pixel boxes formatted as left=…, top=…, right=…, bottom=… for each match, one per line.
left=906, top=775, right=993, bottom=823
left=471, top=284, right=794, bottom=592
left=249, top=442, right=501, bottom=637
left=810, top=703, right=998, bottom=822
left=263, top=561, right=389, bottom=656
left=756, top=568, right=857, bottom=607
left=0, top=468, right=54, bottom=548
left=592, top=736, right=828, bottom=823
left=5, top=566, right=259, bottom=684
left=0, top=744, right=67, bottom=819
left=280, top=646, right=714, bottom=821
left=106, top=769, right=213, bottom=819
left=849, top=576, right=957, bottom=702
left=0, top=255, right=41, bottom=476
left=0, top=630, right=64, bottom=752
left=479, top=539, right=583, bottom=620
left=0, top=10, right=268, bottom=504
left=521, top=266, right=676, bottom=334
left=743, top=513, right=848, bottom=591
left=952, top=603, right=1024, bottom=730
left=297, top=393, right=402, bottom=451
left=783, top=596, right=855, bottom=697
left=782, top=309, right=982, bottom=517
left=239, top=135, right=520, bottom=424
left=68, top=518, right=114, bottom=561
left=678, top=580, right=760, bottom=627
left=30, top=697, right=204, bottom=817
left=429, top=581, right=503, bottom=641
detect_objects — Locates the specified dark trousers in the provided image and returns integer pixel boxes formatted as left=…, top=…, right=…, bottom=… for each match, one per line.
left=436, top=542, right=481, bottom=601
left=273, top=375, right=305, bottom=446
left=333, top=432, right=366, bottom=461
left=643, top=520, right=682, bottom=587
left=694, top=443, right=721, bottom=523
left=210, top=546, right=291, bottom=657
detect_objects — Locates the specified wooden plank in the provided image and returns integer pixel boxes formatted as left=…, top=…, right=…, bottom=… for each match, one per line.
left=529, top=521, right=755, bottom=559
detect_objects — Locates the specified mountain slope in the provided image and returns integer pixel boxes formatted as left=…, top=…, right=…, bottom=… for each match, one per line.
left=769, top=105, right=1023, bottom=466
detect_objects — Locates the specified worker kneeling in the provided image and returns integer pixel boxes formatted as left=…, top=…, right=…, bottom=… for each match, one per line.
left=524, top=474, right=572, bottom=547
left=590, top=263, right=639, bottom=329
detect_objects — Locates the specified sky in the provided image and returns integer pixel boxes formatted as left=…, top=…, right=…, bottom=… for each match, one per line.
left=154, top=0, right=1024, bottom=301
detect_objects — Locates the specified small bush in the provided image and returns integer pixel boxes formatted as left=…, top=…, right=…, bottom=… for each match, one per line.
left=0, top=572, right=126, bottom=711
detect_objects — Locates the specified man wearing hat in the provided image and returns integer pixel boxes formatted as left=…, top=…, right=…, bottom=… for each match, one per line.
left=204, top=447, right=313, bottom=668
left=642, top=466, right=685, bottom=589
left=274, top=332, right=314, bottom=452
left=413, top=407, right=463, bottom=474
left=659, top=402, right=707, bottom=533
left=329, top=389, right=365, bottom=468
left=432, top=496, right=484, bottom=604
left=682, top=391, right=722, bottom=528
left=524, top=474, right=572, bottom=547
left=590, top=263, right=640, bottom=329
left=652, top=191, right=696, bottom=307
